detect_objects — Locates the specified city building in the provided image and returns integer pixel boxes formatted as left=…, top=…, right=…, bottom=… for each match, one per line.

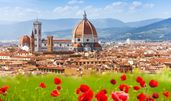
left=19, top=35, right=31, bottom=51
left=19, top=12, right=102, bottom=53
left=72, top=11, right=102, bottom=52
left=31, top=19, right=42, bottom=52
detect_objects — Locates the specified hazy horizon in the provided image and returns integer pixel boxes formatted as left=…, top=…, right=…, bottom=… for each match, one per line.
left=0, top=17, right=166, bottom=24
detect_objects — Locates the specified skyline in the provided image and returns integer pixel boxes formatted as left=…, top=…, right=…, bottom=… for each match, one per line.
left=0, top=0, right=171, bottom=22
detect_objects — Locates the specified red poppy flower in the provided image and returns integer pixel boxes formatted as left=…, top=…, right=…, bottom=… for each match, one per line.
left=121, top=74, right=127, bottom=81
left=95, top=89, right=108, bottom=101
left=119, top=84, right=125, bottom=91
left=0, top=86, right=9, bottom=94
left=119, top=84, right=130, bottom=93
left=110, top=79, right=117, bottom=85
left=79, top=84, right=90, bottom=93
left=0, top=98, right=2, bottom=101
left=136, top=76, right=143, bottom=83
left=139, top=80, right=146, bottom=88
left=152, top=93, right=159, bottom=99
left=39, top=82, right=46, bottom=88
left=149, top=80, right=158, bottom=88
left=56, top=86, right=61, bottom=90
left=145, top=96, right=154, bottom=101
left=51, top=90, right=59, bottom=97
left=163, top=91, right=170, bottom=98
left=133, top=86, right=140, bottom=91
left=100, top=89, right=107, bottom=94
left=137, top=93, right=146, bottom=101
left=136, top=76, right=146, bottom=87
left=54, top=77, right=62, bottom=85
left=78, top=89, right=94, bottom=101
left=76, top=88, right=81, bottom=94
left=125, top=86, right=130, bottom=93
left=111, top=91, right=129, bottom=101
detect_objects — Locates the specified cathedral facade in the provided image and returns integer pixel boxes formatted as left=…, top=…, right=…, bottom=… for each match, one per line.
left=72, top=12, right=102, bottom=52
left=19, top=12, right=102, bottom=53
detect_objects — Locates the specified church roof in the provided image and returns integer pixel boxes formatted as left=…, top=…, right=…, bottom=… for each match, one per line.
left=42, top=39, right=71, bottom=43
left=73, top=43, right=82, bottom=47
left=94, top=43, right=102, bottom=48
left=20, top=35, right=31, bottom=46
left=73, top=12, right=97, bottom=38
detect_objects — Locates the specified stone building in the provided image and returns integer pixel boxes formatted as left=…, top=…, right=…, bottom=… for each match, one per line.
left=19, top=12, right=102, bottom=53
left=19, top=35, right=31, bottom=51
left=72, top=11, right=102, bottom=52
left=31, top=19, right=42, bottom=52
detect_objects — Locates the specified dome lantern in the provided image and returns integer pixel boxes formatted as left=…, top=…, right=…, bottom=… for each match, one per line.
left=83, top=11, right=87, bottom=20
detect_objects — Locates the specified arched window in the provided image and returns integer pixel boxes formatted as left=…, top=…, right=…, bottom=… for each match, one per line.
left=35, top=29, right=37, bottom=34
left=39, top=29, right=41, bottom=35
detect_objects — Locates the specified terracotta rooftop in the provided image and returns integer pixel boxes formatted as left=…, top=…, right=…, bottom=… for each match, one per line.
left=0, top=53, right=11, bottom=56
left=38, top=65, right=64, bottom=70
left=150, top=58, right=171, bottom=63
left=73, top=12, right=97, bottom=38
left=42, top=39, right=71, bottom=43
left=53, top=40, right=71, bottom=43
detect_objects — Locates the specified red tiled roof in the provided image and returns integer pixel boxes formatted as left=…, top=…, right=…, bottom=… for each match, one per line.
left=150, top=58, right=171, bottom=63
left=73, top=15, right=97, bottom=38
left=0, top=53, right=11, bottom=56
left=42, top=39, right=71, bottom=43
left=12, top=56, right=32, bottom=58
left=20, top=35, right=31, bottom=46
left=53, top=40, right=71, bottom=43
left=73, top=43, right=82, bottom=47
left=94, top=43, right=101, bottom=48
left=38, top=65, right=64, bottom=70
left=15, top=49, right=30, bottom=54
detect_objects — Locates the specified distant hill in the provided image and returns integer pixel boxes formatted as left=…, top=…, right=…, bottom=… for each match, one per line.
left=125, top=18, right=171, bottom=41
left=44, top=18, right=171, bottom=41
left=0, top=18, right=128, bottom=40
left=0, top=17, right=171, bottom=41
left=126, top=18, right=162, bottom=28
left=44, top=27, right=133, bottom=40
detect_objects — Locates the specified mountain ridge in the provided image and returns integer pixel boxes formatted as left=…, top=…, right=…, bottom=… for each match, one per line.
left=0, top=17, right=170, bottom=41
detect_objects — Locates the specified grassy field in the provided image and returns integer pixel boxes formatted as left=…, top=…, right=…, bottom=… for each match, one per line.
left=0, top=70, right=171, bottom=101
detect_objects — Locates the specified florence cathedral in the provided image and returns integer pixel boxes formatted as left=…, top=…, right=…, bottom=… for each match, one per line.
left=19, top=12, right=102, bottom=53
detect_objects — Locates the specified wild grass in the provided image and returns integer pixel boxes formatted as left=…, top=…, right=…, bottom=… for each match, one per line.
left=0, top=71, right=171, bottom=101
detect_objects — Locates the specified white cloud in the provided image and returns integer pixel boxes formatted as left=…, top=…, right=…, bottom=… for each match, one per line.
left=0, top=7, right=40, bottom=21
left=0, top=1, right=155, bottom=21
left=104, top=1, right=154, bottom=12
left=111, top=2, right=127, bottom=9
left=67, top=0, right=84, bottom=5
left=144, top=3, right=154, bottom=8
left=163, top=11, right=169, bottom=15
left=129, top=1, right=154, bottom=10
left=53, top=5, right=80, bottom=17
left=129, top=1, right=143, bottom=10
left=104, top=2, right=127, bottom=13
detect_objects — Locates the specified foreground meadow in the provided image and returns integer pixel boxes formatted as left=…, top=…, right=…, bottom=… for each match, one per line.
left=0, top=70, right=171, bottom=101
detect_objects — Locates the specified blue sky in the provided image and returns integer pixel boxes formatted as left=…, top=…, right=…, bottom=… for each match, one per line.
left=0, top=0, right=170, bottom=22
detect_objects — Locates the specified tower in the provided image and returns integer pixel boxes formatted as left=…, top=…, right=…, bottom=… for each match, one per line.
left=32, top=19, right=42, bottom=52
left=30, top=31, right=35, bottom=52
left=47, top=36, right=53, bottom=52
left=72, top=11, right=102, bottom=52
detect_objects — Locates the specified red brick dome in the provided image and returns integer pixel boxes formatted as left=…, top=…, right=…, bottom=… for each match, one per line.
left=94, top=43, right=102, bottom=48
left=73, top=12, right=97, bottom=39
left=20, top=35, right=31, bottom=47
left=73, top=43, right=82, bottom=47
